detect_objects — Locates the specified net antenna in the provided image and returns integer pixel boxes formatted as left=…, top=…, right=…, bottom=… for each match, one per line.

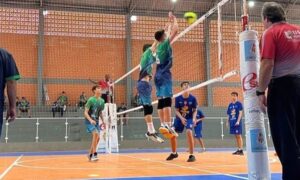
left=217, top=4, right=223, bottom=76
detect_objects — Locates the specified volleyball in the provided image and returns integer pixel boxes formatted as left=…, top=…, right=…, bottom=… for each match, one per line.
left=184, top=12, right=197, bottom=24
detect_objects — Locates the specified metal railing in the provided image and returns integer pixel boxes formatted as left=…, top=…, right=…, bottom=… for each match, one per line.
left=2, top=116, right=272, bottom=143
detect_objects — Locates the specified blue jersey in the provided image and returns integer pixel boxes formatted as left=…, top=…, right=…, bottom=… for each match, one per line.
left=196, top=109, right=205, bottom=121
left=175, top=94, right=197, bottom=119
left=227, top=101, right=243, bottom=123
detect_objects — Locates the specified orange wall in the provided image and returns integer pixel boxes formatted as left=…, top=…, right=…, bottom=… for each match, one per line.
left=212, top=87, right=243, bottom=107
left=1, top=34, right=242, bottom=107
left=1, top=17, right=263, bottom=107
left=0, top=33, right=38, bottom=78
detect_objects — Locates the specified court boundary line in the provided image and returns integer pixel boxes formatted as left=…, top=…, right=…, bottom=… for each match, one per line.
left=0, top=155, right=23, bottom=180
left=13, top=153, right=278, bottom=171
left=120, top=154, right=248, bottom=180
left=79, top=173, right=237, bottom=180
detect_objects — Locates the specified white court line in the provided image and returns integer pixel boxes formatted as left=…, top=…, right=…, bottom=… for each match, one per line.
left=0, top=155, right=23, bottom=180
left=15, top=164, right=169, bottom=170
left=81, top=173, right=225, bottom=180
left=120, top=154, right=248, bottom=180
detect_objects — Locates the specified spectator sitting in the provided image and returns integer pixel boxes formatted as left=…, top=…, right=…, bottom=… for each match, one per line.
left=117, top=103, right=129, bottom=126
left=16, top=96, right=20, bottom=107
left=51, top=101, right=63, bottom=117
left=18, top=97, right=31, bottom=118
left=57, top=91, right=68, bottom=112
left=78, top=92, right=87, bottom=109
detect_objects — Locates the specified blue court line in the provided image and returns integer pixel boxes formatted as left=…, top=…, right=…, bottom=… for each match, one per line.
left=88, top=173, right=282, bottom=180
left=0, top=148, right=259, bottom=157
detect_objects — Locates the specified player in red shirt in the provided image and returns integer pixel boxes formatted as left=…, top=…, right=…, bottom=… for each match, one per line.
left=89, top=74, right=113, bottom=103
left=257, top=2, right=300, bottom=179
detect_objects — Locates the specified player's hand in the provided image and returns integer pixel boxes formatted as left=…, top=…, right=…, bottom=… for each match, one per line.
left=181, top=118, right=187, bottom=126
left=6, top=107, right=16, bottom=122
left=258, top=95, right=267, bottom=114
left=168, top=11, right=175, bottom=20
left=90, top=120, right=96, bottom=125
left=193, top=119, right=197, bottom=126
left=235, top=121, right=240, bottom=126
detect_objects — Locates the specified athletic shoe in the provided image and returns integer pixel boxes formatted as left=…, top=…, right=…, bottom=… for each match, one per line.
left=233, top=149, right=244, bottom=155
left=237, top=150, right=244, bottom=155
left=187, top=155, right=196, bottom=162
left=87, top=154, right=92, bottom=161
left=145, top=132, right=164, bottom=143
left=167, top=126, right=179, bottom=137
left=90, top=154, right=99, bottom=162
left=159, top=126, right=178, bottom=139
left=199, top=148, right=206, bottom=153
left=166, top=153, right=178, bottom=161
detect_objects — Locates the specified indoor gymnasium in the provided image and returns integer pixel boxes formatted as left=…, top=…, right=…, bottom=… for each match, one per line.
left=1, top=0, right=300, bottom=179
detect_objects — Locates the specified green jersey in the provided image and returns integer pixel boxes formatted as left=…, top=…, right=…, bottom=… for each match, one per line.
left=85, top=96, right=105, bottom=121
left=154, top=38, right=173, bottom=81
left=139, top=48, right=155, bottom=80
left=156, top=38, right=172, bottom=65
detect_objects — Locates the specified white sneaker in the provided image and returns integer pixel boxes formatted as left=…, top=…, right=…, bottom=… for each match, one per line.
left=90, top=155, right=99, bottom=162
left=145, top=132, right=164, bottom=143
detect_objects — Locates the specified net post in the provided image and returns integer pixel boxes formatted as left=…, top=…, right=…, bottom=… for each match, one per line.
left=35, top=118, right=39, bottom=143
left=221, top=117, right=224, bottom=140
left=5, top=121, right=9, bottom=143
left=65, top=118, right=68, bottom=142
left=239, top=29, right=271, bottom=179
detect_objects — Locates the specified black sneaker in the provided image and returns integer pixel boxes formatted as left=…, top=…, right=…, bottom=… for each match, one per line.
left=233, top=149, right=244, bottom=155
left=166, top=153, right=178, bottom=161
left=237, top=150, right=244, bottom=155
left=87, top=154, right=92, bottom=161
left=145, top=132, right=164, bottom=143
left=187, top=155, right=196, bottom=162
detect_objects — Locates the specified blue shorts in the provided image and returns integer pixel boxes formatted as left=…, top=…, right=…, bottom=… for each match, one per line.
left=155, top=80, right=173, bottom=98
left=137, top=81, right=152, bottom=105
left=194, top=121, right=203, bottom=138
left=154, top=72, right=173, bottom=98
left=173, top=118, right=194, bottom=133
left=230, top=122, right=242, bottom=135
left=85, top=119, right=100, bottom=133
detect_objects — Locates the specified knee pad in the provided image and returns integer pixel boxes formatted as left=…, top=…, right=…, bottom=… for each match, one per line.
left=143, top=105, right=153, bottom=116
left=163, top=97, right=172, bottom=108
left=157, top=99, right=164, bottom=110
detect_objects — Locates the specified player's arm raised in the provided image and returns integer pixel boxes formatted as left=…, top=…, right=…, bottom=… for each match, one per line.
left=88, top=79, right=98, bottom=85
left=168, top=12, right=178, bottom=42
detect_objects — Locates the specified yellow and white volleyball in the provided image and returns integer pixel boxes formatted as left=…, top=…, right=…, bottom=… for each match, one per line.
left=184, top=12, right=197, bottom=25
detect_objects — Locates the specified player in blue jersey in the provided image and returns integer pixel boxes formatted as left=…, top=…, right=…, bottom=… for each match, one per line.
left=153, top=12, right=179, bottom=139
left=137, top=42, right=164, bottom=143
left=166, top=81, right=197, bottom=162
left=194, top=108, right=206, bottom=152
left=226, top=92, right=244, bottom=155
